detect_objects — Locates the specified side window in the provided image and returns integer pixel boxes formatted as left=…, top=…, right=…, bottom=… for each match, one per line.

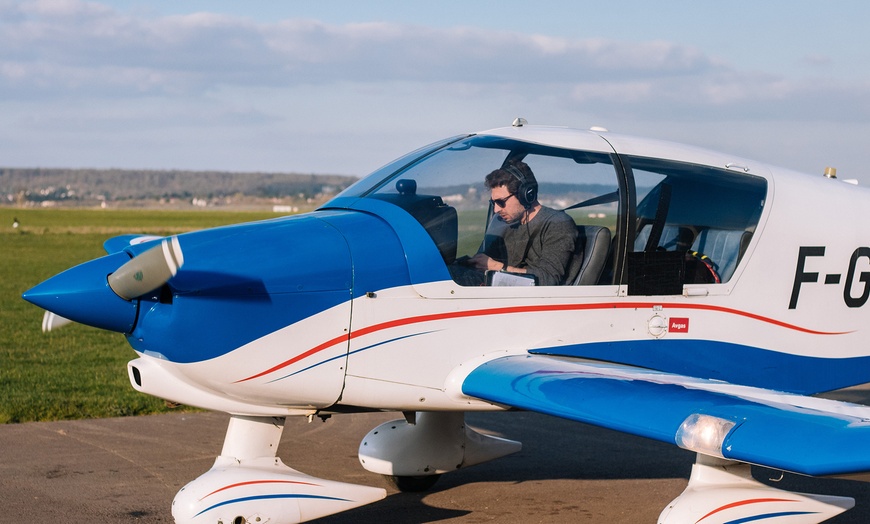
left=522, top=151, right=619, bottom=286
left=627, top=157, right=766, bottom=294
left=365, top=136, right=621, bottom=286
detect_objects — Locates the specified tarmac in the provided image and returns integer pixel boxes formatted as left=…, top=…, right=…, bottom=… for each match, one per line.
left=1, top=402, right=869, bottom=523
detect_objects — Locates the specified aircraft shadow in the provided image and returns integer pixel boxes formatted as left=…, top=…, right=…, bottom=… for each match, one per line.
left=312, top=411, right=870, bottom=523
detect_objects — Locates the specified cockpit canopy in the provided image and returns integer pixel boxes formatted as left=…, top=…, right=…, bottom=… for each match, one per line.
left=331, top=131, right=767, bottom=291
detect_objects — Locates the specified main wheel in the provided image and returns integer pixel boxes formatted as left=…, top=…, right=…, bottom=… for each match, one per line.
left=384, top=474, right=442, bottom=492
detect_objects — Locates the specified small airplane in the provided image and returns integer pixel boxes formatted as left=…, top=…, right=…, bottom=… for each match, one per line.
left=23, top=118, right=870, bottom=523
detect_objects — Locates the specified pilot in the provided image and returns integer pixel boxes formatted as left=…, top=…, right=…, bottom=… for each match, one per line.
left=451, top=160, right=577, bottom=286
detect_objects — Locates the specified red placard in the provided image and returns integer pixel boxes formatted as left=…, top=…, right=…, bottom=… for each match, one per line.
left=669, top=317, right=689, bottom=333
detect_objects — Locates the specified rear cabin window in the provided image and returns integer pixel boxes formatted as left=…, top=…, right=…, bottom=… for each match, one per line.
left=627, top=157, right=766, bottom=294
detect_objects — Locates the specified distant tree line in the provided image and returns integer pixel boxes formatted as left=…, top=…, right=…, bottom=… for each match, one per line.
left=0, top=168, right=359, bottom=204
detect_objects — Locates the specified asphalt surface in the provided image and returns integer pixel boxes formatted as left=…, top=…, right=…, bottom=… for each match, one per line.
left=1, top=404, right=869, bottom=523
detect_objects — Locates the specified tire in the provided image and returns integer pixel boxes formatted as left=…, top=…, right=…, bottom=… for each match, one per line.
left=384, top=474, right=442, bottom=492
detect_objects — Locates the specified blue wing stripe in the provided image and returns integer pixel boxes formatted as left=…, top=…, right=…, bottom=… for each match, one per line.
left=194, top=493, right=349, bottom=518
left=725, top=512, right=817, bottom=524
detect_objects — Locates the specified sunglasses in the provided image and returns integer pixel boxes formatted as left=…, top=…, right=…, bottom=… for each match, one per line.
left=490, top=193, right=516, bottom=208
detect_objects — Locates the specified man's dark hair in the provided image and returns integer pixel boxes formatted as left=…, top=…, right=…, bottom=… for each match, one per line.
left=484, top=160, right=536, bottom=193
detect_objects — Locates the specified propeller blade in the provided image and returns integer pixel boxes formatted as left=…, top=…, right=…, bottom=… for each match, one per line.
left=108, top=236, right=184, bottom=300
left=41, top=311, right=73, bottom=332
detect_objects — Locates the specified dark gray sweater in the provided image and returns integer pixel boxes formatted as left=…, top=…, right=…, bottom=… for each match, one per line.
left=484, top=206, right=577, bottom=286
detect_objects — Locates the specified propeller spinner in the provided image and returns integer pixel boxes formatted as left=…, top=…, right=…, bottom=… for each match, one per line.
left=23, top=237, right=184, bottom=333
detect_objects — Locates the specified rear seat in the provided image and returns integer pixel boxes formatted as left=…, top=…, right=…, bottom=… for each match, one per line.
left=690, top=228, right=752, bottom=282
left=634, top=224, right=694, bottom=252
left=634, top=224, right=750, bottom=283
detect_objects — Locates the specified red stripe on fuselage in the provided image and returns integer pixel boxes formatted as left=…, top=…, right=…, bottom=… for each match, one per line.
left=237, top=301, right=850, bottom=383
left=695, top=497, right=797, bottom=523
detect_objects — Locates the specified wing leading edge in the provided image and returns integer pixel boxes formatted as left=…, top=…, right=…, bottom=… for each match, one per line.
left=462, top=354, right=870, bottom=477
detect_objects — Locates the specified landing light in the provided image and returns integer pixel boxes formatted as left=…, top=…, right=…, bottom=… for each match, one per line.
left=675, top=414, right=735, bottom=458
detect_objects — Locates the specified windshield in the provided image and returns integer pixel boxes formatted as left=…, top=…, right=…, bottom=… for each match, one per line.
left=333, top=135, right=469, bottom=199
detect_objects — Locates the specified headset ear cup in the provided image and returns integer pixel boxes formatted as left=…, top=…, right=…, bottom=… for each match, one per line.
left=524, top=184, right=537, bottom=207
left=505, top=164, right=537, bottom=208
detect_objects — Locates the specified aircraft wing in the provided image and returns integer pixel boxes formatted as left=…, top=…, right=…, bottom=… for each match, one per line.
left=462, top=354, right=870, bottom=477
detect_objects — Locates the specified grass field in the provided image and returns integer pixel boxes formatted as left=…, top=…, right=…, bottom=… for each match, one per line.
left=1, top=206, right=614, bottom=423
left=0, top=207, right=278, bottom=423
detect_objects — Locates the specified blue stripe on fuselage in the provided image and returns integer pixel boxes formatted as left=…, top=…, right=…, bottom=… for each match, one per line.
left=531, top=340, right=870, bottom=394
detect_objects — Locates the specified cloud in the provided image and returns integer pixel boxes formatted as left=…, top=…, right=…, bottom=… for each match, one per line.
left=3, top=0, right=867, bottom=127
left=801, top=53, right=833, bottom=68
left=0, top=1, right=721, bottom=96
left=3, top=0, right=870, bottom=179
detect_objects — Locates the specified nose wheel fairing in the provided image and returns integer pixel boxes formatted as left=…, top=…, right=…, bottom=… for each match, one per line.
left=172, top=416, right=385, bottom=524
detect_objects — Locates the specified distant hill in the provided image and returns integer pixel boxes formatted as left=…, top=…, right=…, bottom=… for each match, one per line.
left=0, top=168, right=359, bottom=208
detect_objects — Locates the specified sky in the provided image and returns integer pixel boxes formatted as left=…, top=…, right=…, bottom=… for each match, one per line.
left=3, top=0, right=870, bottom=183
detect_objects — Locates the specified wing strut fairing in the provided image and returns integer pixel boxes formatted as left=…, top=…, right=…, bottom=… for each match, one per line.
left=358, top=411, right=521, bottom=477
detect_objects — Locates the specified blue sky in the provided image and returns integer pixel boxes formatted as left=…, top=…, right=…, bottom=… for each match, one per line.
left=3, top=0, right=870, bottom=183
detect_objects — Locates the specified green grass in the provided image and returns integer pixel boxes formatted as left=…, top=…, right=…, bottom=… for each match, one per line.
left=0, top=206, right=616, bottom=423
left=0, top=207, right=279, bottom=423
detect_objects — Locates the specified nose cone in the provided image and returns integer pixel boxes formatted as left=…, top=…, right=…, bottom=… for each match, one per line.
left=23, top=251, right=139, bottom=333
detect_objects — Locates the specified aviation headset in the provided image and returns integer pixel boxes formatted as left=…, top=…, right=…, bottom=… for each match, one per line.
left=504, top=163, right=538, bottom=209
